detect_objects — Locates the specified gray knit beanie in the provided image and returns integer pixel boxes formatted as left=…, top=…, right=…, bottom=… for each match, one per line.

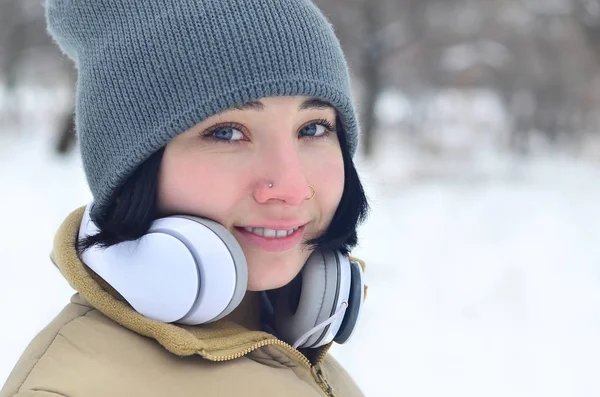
left=45, top=0, right=360, bottom=222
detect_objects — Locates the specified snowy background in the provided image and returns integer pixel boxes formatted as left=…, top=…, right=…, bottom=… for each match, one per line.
left=1, top=86, right=600, bottom=396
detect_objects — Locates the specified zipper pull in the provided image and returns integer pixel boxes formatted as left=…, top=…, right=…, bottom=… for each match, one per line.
left=313, top=367, right=336, bottom=396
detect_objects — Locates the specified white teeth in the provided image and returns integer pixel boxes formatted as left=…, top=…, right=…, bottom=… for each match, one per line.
left=275, top=230, right=288, bottom=238
left=253, top=227, right=265, bottom=237
left=243, top=226, right=299, bottom=238
left=264, top=228, right=276, bottom=238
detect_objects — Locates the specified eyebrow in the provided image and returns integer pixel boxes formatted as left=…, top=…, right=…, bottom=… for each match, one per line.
left=299, top=98, right=335, bottom=111
left=232, top=98, right=335, bottom=112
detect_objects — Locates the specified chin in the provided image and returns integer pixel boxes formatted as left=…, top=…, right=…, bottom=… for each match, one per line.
left=245, top=258, right=303, bottom=291
left=246, top=274, right=294, bottom=292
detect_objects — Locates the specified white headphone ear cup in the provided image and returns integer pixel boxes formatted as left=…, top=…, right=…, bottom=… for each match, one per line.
left=273, top=250, right=351, bottom=349
left=78, top=205, right=201, bottom=323
left=146, top=215, right=247, bottom=325
left=173, top=215, right=247, bottom=324
left=78, top=205, right=248, bottom=325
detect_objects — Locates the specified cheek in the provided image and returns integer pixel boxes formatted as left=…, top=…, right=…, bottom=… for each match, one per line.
left=157, top=148, right=243, bottom=219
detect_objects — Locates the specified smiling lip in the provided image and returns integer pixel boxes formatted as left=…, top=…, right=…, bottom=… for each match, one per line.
left=239, top=221, right=307, bottom=230
left=235, top=224, right=307, bottom=252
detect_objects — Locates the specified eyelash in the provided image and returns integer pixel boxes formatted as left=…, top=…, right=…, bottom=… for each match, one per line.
left=201, top=119, right=336, bottom=144
left=309, top=119, right=336, bottom=139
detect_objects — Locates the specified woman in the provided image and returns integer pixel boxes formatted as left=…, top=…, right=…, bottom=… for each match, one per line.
left=1, top=1, right=370, bottom=396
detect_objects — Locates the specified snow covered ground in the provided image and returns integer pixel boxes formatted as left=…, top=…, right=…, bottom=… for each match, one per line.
left=1, top=109, right=600, bottom=396
left=335, top=149, right=600, bottom=396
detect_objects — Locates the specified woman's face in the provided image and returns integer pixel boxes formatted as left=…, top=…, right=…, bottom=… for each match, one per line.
left=158, top=96, right=344, bottom=291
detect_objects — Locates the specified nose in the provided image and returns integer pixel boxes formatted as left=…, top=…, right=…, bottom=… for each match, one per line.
left=253, top=144, right=311, bottom=206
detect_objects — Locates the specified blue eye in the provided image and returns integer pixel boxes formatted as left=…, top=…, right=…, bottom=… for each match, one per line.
left=300, top=120, right=335, bottom=139
left=203, top=124, right=245, bottom=143
left=213, top=127, right=243, bottom=140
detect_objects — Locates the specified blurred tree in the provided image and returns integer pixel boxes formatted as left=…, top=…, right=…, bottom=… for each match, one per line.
left=316, top=0, right=428, bottom=158
left=0, top=0, right=22, bottom=91
left=2, top=0, right=599, bottom=158
left=318, top=0, right=600, bottom=155
left=573, top=0, right=600, bottom=143
left=575, top=0, right=600, bottom=60
left=0, top=0, right=75, bottom=152
left=55, top=111, right=76, bottom=154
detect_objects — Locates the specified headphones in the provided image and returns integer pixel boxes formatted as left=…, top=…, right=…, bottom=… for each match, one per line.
left=77, top=203, right=364, bottom=349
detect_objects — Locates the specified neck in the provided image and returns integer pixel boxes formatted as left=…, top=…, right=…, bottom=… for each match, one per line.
left=222, top=290, right=263, bottom=331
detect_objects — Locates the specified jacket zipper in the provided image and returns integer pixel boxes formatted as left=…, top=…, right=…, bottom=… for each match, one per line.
left=315, top=342, right=332, bottom=365
left=210, top=338, right=311, bottom=367
left=313, top=366, right=335, bottom=397
left=210, top=338, right=336, bottom=396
